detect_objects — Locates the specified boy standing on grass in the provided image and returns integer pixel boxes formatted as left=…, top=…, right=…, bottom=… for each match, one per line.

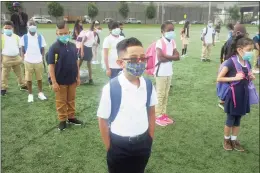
left=119, top=22, right=125, bottom=37
left=103, top=21, right=124, bottom=79
left=1, top=20, right=28, bottom=96
left=48, top=21, right=83, bottom=131
left=97, top=37, right=157, bottom=173
left=201, top=20, right=215, bottom=62
left=20, top=20, right=47, bottom=102
left=154, top=21, right=180, bottom=126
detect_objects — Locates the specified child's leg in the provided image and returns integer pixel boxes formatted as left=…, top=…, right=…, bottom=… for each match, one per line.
left=155, top=76, right=167, bottom=116
left=34, top=62, right=44, bottom=93
left=67, top=82, right=77, bottom=119
left=184, top=44, right=187, bottom=55
left=55, top=85, right=69, bottom=121
left=1, top=64, right=11, bottom=91
left=201, top=44, right=207, bottom=60
left=24, top=62, right=33, bottom=94
left=79, top=58, right=84, bottom=67
left=223, top=114, right=234, bottom=150
left=12, top=62, right=26, bottom=87
left=92, top=45, right=97, bottom=62
left=231, top=116, right=244, bottom=151
left=162, top=76, right=172, bottom=115
left=87, top=61, right=92, bottom=80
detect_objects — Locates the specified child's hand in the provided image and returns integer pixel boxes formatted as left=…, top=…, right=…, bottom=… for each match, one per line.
left=77, top=78, right=81, bottom=86
left=106, top=69, right=111, bottom=77
left=249, top=74, right=256, bottom=80
left=234, top=72, right=244, bottom=81
left=52, top=82, right=60, bottom=92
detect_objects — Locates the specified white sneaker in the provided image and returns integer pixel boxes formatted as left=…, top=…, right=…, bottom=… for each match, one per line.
left=28, top=94, right=34, bottom=103
left=38, top=92, right=47, bottom=100
left=181, top=55, right=185, bottom=59
left=95, top=60, right=100, bottom=64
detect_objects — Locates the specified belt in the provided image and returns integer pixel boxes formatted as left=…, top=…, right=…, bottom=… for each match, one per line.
left=110, top=130, right=149, bottom=144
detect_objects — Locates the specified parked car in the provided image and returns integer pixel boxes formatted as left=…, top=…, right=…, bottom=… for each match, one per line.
left=31, top=17, right=52, bottom=24
left=83, top=15, right=91, bottom=23
left=125, top=18, right=142, bottom=24
left=192, top=21, right=204, bottom=24
left=167, top=20, right=177, bottom=24
left=178, top=20, right=186, bottom=24
left=251, top=20, right=259, bottom=25
left=103, top=18, right=114, bottom=24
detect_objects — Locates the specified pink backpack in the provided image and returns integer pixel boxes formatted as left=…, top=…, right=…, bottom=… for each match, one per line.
left=145, top=38, right=176, bottom=76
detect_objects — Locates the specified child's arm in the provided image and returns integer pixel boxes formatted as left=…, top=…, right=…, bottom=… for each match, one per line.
left=81, top=34, right=87, bottom=58
left=48, top=47, right=60, bottom=92
left=148, top=106, right=155, bottom=139
left=98, top=118, right=110, bottom=151
left=217, top=66, right=244, bottom=82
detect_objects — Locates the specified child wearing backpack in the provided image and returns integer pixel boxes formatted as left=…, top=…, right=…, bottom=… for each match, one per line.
left=154, top=21, right=180, bottom=126
left=103, top=21, right=124, bottom=79
left=97, top=37, right=157, bottom=173
left=1, top=20, right=27, bottom=96
left=20, top=20, right=47, bottom=102
left=48, top=21, right=83, bottom=131
left=217, top=37, right=258, bottom=152
left=180, top=20, right=190, bottom=58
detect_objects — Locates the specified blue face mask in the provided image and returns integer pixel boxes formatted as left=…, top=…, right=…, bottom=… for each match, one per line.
left=126, top=62, right=146, bottom=77
left=164, top=31, right=176, bottom=40
left=111, top=28, right=121, bottom=36
left=4, top=29, right=13, bottom=36
left=28, top=25, right=37, bottom=33
left=58, top=35, right=70, bottom=44
left=242, top=51, right=253, bottom=61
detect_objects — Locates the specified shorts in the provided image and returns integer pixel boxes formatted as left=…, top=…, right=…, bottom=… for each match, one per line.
left=24, top=61, right=44, bottom=81
left=225, top=114, right=242, bottom=127
left=82, top=46, right=93, bottom=62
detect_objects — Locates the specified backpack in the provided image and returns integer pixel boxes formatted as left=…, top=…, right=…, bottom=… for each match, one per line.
left=216, top=56, right=259, bottom=107
left=145, top=38, right=176, bottom=76
left=23, top=34, right=42, bottom=53
left=108, top=76, right=153, bottom=126
left=200, top=27, right=208, bottom=41
left=1, top=34, right=19, bottom=49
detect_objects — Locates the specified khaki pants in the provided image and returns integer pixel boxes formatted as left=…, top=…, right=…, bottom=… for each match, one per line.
left=55, top=82, right=77, bottom=121
left=201, top=44, right=212, bottom=59
left=155, top=76, right=172, bottom=116
left=253, top=49, right=259, bottom=69
left=1, top=55, right=26, bottom=90
left=24, top=61, right=44, bottom=81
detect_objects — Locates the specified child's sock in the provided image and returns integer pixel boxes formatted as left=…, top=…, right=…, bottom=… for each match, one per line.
left=231, top=135, right=237, bottom=141
left=224, top=136, right=231, bottom=139
left=182, top=49, right=184, bottom=55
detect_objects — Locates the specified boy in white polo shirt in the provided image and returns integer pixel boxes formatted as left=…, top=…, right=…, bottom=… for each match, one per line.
left=20, top=20, right=47, bottom=102
left=201, top=20, right=215, bottom=62
left=97, top=37, right=157, bottom=173
left=1, top=20, right=27, bottom=96
left=103, top=21, right=124, bottom=79
left=154, top=21, right=180, bottom=126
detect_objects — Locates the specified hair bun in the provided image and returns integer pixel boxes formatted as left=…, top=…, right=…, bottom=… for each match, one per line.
left=95, top=20, right=99, bottom=24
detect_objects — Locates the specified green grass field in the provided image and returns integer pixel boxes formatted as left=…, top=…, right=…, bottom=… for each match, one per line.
left=1, top=24, right=259, bottom=173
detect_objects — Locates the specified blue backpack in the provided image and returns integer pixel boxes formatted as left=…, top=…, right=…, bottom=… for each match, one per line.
left=217, top=56, right=259, bottom=107
left=23, top=34, right=42, bottom=53
left=108, top=76, right=153, bottom=125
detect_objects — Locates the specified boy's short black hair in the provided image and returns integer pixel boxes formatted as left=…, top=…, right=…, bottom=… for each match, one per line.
left=116, top=37, right=143, bottom=56
left=226, top=23, right=234, bottom=30
left=119, top=22, right=123, bottom=26
left=161, top=21, right=173, bottom=32
left=56, top=21, right=67, bottom=29
left=108, top=21, right=119, bottom=30
left=4, top=20, right=14, bottom=27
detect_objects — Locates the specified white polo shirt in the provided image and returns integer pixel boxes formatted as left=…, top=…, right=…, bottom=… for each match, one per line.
left=154, top=37, right=175, bottom=77
left=2, top=34, right=20, bottom=56
left=103, top=34, right=125, bottom=69
left=203, top=26, right=215, bottom=44
left=82, top=30, right=96, bottom=47
left=20, top=33, right=47, bottom=64
left=97, top=73, right=158, bottom=137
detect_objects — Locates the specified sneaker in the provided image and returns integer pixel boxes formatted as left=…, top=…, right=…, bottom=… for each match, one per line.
left=1, top=90, right=7, bottom=96
left=223, top=138, right=233, bottom=151
left=155, top=116, right=168, bottom=126
left=206, top=59, right=211, bottom=62
left=38, top=92, right=47, bottom=100
left=68, top=118, right=83, bottom=125
left=181, top=55, right=185, bottom=59
left=28, top=94, right=34, bottom=103
left=92, top=61, right=97, bottom=65
left=58, top=121, right=67, bottom=131
left=95, top=60, right=100, bottom=64
left=231, top=140, right=245, bottom=152
left=201, top=58, right=206, bottom=62
left=88, top=79, right=94, bottom=85
left=20, top=86, right=28, bottom=91
left=218, top=103, right=224, bottom=110
left=161, top=114, right=175, bottom=124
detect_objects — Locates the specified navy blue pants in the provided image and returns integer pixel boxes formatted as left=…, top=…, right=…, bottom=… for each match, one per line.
left=110, top=69, right=122, bottom=79
left=107, top=132, right=152, bottom=173
left=226, top=114, right=242, bottom=127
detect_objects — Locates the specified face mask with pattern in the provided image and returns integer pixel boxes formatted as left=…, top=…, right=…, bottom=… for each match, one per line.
left=125, top=62, right=146, bottom=77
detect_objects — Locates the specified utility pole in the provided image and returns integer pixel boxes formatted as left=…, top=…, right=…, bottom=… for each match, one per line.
left=208, top=1, right=211, bottom=21
left=157, top=2, right=160, bottom=24
left=161, top=2, right=165, bottom=24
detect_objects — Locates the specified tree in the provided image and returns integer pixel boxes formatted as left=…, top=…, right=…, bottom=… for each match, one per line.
left=118, top=2, right=129, bottom=19
left=48, top=2, right=64, bottom=23
left=87, top=3, right=98, bottom=20
left=5, top=1, right=23, bottom=14
left=145, top=2, right=156, bottom=20
left=228, top=5, right=240, bottom=23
